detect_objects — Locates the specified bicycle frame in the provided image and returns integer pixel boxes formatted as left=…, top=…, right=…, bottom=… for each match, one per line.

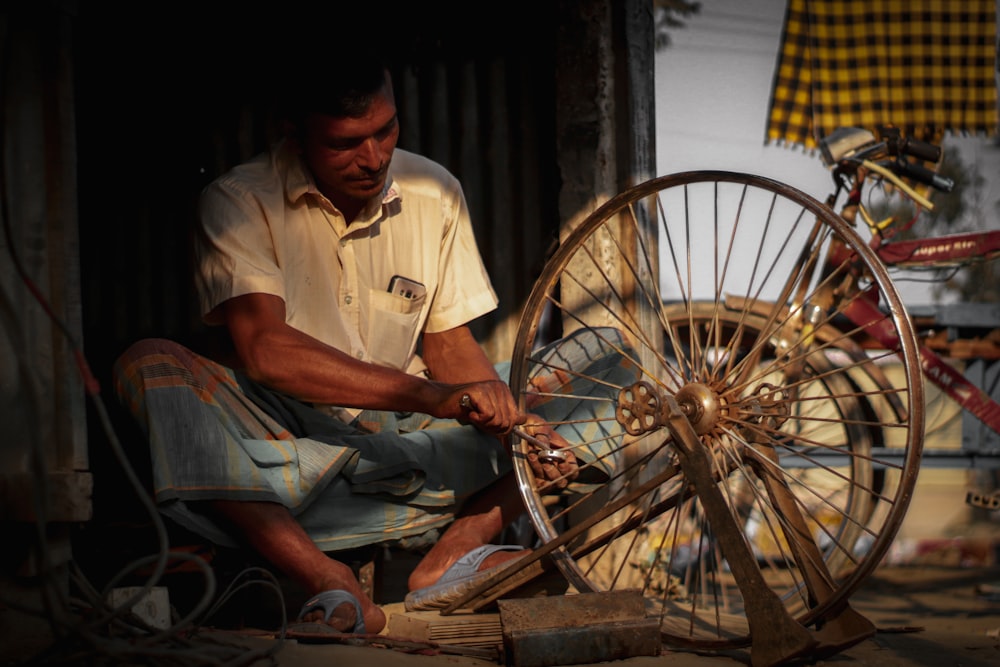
left=839, top=292, right=1000, bottom=436
left=839, top=173, right=1000, bottom=438
left=730, top=145, right=1000, bottom=461
left=875, top=229, right=1000, bottom=269
left=780, top=162, right=1000, bottom=451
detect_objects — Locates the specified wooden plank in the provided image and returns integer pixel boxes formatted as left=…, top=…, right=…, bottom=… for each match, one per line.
left=387, top=610, right=502, bottom=648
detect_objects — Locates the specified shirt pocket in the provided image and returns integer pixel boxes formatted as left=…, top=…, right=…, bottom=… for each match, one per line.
left=367, top=288, right=426, bottom=370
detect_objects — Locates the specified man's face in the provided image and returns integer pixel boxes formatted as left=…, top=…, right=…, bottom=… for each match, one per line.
left=297, top=81, right=400, bottom=213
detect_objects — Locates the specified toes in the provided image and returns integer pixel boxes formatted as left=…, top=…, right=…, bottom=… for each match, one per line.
left=327, top=602, right=357, bottom=632
left=301, top=601, right=357, bottom=632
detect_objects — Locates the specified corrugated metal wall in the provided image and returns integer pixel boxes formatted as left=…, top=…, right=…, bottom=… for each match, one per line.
left=390, top=55, right=562, bottom=360
left=77, top=4, right=561, bottom=389
left=2, top=1, right=654, bottom=650
left=1, top=1, right=89, bottom=515
left=72, top=4, right=566, bottom=519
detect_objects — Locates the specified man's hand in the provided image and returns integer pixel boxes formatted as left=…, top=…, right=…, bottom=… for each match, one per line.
left=520, top=416, right=579, bottom=494
left=452, top=381, right=525, bottom=435
left=423, top=326, right=525, bottom=435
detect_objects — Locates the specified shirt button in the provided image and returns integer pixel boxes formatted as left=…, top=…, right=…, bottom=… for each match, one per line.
left=345, top=295, right=353, bottom=304
left=340, top=239, right=347, bottom=247
left=356, top=351, right=364, bottom=359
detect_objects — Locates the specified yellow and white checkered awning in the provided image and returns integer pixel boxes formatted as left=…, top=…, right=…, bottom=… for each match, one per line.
left=766, top=0, right=998, bottom=150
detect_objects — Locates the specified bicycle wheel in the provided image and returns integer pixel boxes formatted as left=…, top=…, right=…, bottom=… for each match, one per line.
left=509, top=171, right=924, bottom=650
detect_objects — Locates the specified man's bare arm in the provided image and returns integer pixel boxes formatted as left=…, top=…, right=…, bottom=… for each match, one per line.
left=422, top=325, right=525, bottom=434
left=222, top=292, right=466, bottom=419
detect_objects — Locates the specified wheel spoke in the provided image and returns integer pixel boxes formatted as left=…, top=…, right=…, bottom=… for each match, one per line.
left=507, top=172, right=924, bottom=655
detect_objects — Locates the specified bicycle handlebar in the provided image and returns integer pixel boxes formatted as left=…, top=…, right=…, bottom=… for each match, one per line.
left=878, top=126, right=954, bottom=192
left=891, top=157, right=955, bottom=193
left=879, top=127, right=942, bottom=163
left=821, top=126, right=954, bottom=194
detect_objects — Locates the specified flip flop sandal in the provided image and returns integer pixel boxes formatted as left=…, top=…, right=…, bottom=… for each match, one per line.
left=297, top=589, right=366, bottom=633
left=404, top=544, right=527, bottom=611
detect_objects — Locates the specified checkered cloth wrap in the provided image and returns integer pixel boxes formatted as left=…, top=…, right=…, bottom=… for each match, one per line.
left=766, top=0, right=998, bottom=150
left=113, top=329, right=638, bottom=552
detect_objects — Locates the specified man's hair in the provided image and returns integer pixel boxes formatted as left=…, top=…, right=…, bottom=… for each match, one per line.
left=280, top=50, right=391, bottom=131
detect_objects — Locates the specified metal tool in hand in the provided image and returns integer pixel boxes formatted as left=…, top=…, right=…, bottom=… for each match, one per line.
left=459, top=393, right=568, bottom=464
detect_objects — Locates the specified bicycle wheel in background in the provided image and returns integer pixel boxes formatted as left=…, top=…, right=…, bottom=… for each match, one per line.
left=508, top=171, right=924, bottom=651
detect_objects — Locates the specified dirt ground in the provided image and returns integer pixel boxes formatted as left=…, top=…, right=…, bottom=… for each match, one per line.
left=192, top=561, right=1000, bottom=667
left=4, top=544, right=999, bottom=666
left=7, top=474, right=998, bottom=666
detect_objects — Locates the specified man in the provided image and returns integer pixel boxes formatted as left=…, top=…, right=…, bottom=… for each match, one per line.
left=113, top=58, right=579, bottom=635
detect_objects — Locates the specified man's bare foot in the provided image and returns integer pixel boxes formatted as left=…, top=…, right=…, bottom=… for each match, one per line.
left=300, top=559, right=387, bottom=633
left=300, top=589, right=386, bottom=634
left=407, top=504, right=526, bottom=592
left=205, top=500, right=387, bottom=633
left=408, top=542, right=527, bottom=591
left=299, top=590, right=386, bottom=634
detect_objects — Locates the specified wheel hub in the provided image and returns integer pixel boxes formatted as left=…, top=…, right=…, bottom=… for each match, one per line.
left=616, top=380, right=722, bottom=436
left=675, top=383, right=721, bottom=435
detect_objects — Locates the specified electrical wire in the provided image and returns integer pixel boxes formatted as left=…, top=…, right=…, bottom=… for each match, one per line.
left=0, top=10, right=286, bottom=665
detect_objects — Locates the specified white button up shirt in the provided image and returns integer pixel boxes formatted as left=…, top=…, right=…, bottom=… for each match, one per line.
left=195, top=141, right=499, bottom=418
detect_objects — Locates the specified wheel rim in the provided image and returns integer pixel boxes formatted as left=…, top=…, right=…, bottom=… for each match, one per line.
left=509, top=171, right=924, bottom=649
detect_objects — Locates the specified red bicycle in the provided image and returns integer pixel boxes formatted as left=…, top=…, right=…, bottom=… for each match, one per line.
left=820, top=126, right=1000, bottom=452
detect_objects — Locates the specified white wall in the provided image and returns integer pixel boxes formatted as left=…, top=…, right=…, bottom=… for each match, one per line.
left=654, top=0, right=1000, bottom=308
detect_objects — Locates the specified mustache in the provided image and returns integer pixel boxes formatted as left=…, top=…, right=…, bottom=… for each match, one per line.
left=353, top=165, right=387, bottom=181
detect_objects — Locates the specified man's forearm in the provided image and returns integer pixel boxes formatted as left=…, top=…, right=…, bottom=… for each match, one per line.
left=242, top=325, right=445, bottom=413
left=421, top=325, right=500, bottom=384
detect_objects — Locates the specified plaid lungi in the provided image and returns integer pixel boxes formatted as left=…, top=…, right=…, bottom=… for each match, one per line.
left=112, top=328, right=638, bottom=552
left=767, top=0, right=998, bottom=150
